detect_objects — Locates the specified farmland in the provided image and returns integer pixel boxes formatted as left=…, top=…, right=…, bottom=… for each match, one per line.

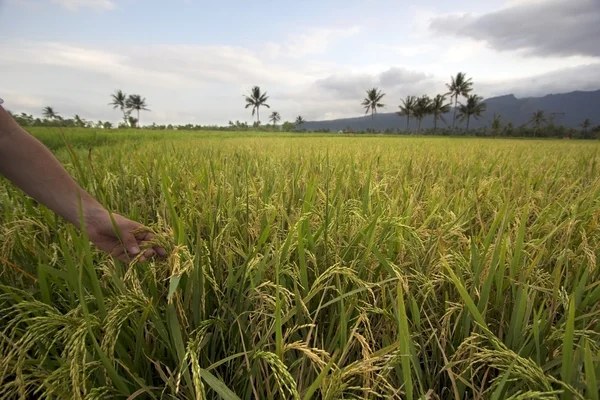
left=1, top=128, right=600, bottom=399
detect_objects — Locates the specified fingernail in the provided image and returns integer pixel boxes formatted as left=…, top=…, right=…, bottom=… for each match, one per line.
left=130, top=246, right=141, bottom=255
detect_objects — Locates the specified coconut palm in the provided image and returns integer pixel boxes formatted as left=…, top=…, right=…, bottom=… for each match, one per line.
left=269, top=111, right=281, bottom=126
left=109, top=90, right=129, bottom=123
left=446, top=72, right=473, bottom=129
left=580, top=118, right=592, bottom=139
left=528, top=110, right=546, bottom=137
left=397, top=95, right=417, bottom=132
left=244, top=86, right=270, bottom=125
left=413, top=95, right=432, bottom=131
left=295, top=116, right=305, bottom=130
left=73, top=114, right=87, bottom=128
left=491, top=113, right=502, bottom=137
left=457, top=94, right=486, bottom=131
left=42, top=106, right=59, bottom=120
left=126, top=95, right=149, bottom=128
left=361, top=87, right=386, bottom=132
left=430, top=94, right=452, bottom=131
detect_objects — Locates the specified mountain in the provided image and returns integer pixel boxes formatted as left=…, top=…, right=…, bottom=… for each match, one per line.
left=303, top=90, right=600, bottom=132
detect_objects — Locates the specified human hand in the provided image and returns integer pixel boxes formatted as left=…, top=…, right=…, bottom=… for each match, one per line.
left=85, top=211, right=167, bottom=262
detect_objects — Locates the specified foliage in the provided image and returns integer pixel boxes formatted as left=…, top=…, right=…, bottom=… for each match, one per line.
left=109, top=90, right=129, bottom=124
left=126, top=94, right=149, bottom=128
left=269, top=111, right=281, bottom=127
left=2, top=131, right=600, bottom=399
left=491, top=113, right=502, bottom=136
left=397, top=95, right=417, bottom=132
left=42, top=106, right=59, bottom=120
left=580, top=118, right=593, bottom=139
left=430, top=94, right=452, bottom=130
left=528, top=110, right=547, bottom=137
left=446, top=72, right=473, bottom=129
left=413, top=95, right=432, bottom=131
left=361, top=87, right=386, bottom=131
left=295, top=116, right=305, bottom=130
left=457, top=94, right=487, bottom=131
left=244, top=86, right=270, bottom=124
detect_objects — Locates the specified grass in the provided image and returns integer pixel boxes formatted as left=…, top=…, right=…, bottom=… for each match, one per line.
left=1, top=128, right=600, bottom=399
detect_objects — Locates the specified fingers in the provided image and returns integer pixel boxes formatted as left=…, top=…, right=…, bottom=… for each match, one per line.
left=135, top=231, right=167, bottom=258
left=122, top=231, right=141, bottom=258
left=154, top=246, right=168, bottom=257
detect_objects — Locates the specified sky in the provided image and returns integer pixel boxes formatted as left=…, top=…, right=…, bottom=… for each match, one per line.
left=1, top=0, right=599, bottom=125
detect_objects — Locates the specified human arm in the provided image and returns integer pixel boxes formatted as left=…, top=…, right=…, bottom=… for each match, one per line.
left=0, top=104, right=165, bottom=262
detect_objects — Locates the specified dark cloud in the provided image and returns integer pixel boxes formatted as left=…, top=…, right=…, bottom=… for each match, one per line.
left=430, top=0, right=600, bottom=58
left=480, top=62, right=600, bottom=98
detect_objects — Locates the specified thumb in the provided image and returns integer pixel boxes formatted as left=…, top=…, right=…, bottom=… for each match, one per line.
left=122, top=231, right=141, bottom=256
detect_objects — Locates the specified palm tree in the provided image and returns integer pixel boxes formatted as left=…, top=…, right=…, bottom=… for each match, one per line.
left=269, top=111, right=281, bottom=126
left=528, top=110, right=546, bottom=137
left=457, top=94, right=486, bottom=131
left=295, top=116, right=305, bottom=130
left=361, top=87, right=386, bottom=132
left=491, top=113, right=502, bottom=137
left=42, top=106, right=59, bottom=120
left=413, top=95, right=432, bottom=131
left=446, top=72, right=473, bottom=129
left=126, top=94, right=149, bottom=128
left=109, top=90, right=128, bottom=123
left=397, top=95, right=417, bottom=132
left=580, top=118, right=592, bottom=139
left=73, top=114, right=87, bottom=128
left=127, top=115, right=138, bottom=129
left=244, top=86, right=270, bottom=125
left=430, top=94, right=451, bottom=131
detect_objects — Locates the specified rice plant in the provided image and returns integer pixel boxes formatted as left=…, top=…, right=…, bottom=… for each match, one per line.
left=1, top=130, right=599, bottom=399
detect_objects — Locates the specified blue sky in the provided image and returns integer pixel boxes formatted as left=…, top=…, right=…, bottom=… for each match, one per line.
left=1, top=0, right=599, bottom=125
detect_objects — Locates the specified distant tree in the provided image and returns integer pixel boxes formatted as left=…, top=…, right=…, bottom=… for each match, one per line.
left=42, top=106, right=59, bottom=120
left=126, top=94, right=149, bottom=128
left=504, top=121, right=514, bottom=136
left=430, top=94, right=451, bottom=131
left=269, top=111, right=281, bottom=126
left=397, top=95, right=417, bottom=132
left=491, top=114, right=502, bottom=137
left=295, top=116, right=305, bottom=130
left=244, top=86, right=270, bottom=125
left=282, top=121, right=295, bottom=132
left=73, top=114, right=87, bottom=128
left=446, top=72, right=473, bottom=129
left=580, top=118, right=592, bottom=139
left=457, top=94, right=486, bottom=131
left=361, top=87, right=386, bottom=132
left=528, top=110, right=546, bottom=137
left=102, top=121, right=113, bottom=129
left=413, top=95, right=432, bottom=131
left=109, top=90, right=129, bottom=124
left=127, top=115, right=138, bottom=128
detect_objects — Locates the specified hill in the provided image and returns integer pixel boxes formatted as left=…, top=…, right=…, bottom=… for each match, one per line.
left=303, top=90, right=600, bottom=132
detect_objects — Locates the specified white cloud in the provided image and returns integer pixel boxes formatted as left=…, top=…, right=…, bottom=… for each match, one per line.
left=51, top=0, right=115, bottom=11
left=264, top=26, right=361, bottom=58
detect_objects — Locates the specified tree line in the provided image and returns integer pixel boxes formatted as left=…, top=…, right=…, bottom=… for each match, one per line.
left=7, top=74, right=599, bottom=138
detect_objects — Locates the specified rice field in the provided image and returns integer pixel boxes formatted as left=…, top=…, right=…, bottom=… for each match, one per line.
left=1, top=129, right=600, bottom=399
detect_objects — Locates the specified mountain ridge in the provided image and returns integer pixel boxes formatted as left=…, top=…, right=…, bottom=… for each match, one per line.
left=303, top=89, right=600, bottom=132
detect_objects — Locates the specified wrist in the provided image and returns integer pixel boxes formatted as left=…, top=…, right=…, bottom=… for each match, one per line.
left=77, top=195, right=108, bottom=232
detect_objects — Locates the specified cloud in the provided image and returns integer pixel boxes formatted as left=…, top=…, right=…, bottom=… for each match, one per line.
left=2, top=39, right=599, bottom=125
left=429, top=0, right=600, bottom=58
left=51, top=0, right=115, bottom=11
left=480, top=62, right=600, bottom=98
left=263, top=26, right=361, bottom=58
left=315, top=67, right=440, bottom=100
